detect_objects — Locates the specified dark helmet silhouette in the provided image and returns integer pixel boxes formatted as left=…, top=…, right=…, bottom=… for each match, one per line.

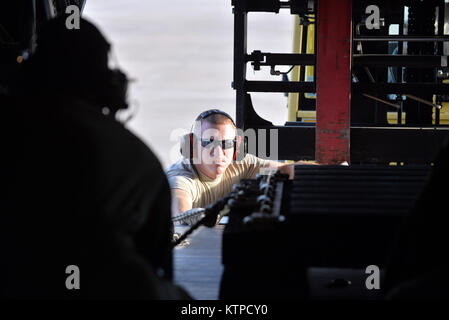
left=22, top=16, right=128, bottom=111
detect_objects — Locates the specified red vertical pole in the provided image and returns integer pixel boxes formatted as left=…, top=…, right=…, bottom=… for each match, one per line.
left=315, top=0, right=352, bottom=164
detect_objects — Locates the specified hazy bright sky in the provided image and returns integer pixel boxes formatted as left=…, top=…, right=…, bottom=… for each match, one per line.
left=84, top=1, right=295, bottom=168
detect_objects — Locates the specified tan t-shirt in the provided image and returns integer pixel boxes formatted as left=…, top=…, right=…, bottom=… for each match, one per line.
left=165, top=154, right=270, bottom=208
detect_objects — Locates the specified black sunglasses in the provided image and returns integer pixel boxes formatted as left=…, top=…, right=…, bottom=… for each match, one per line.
left=200, top=137, right=236, bottom=149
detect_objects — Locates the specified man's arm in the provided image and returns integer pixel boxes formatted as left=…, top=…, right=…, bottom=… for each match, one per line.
left=171, top=188, right=193, bottom=217
left=264, top=160, right=319, bottom=179
left=171, top=188, right=206, bottom=225
left=263, top=161, right=294, bottom=179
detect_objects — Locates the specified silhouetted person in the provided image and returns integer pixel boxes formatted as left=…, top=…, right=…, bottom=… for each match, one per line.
left=384, top=140, right=449, bottom=299
left=0, top=16, right=188, bottom=299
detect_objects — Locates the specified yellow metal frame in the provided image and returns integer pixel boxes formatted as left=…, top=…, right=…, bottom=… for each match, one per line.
left=287, top=15, right=302, bottom=122
left=304, top=16, right=315, bottom=99
left=287, top=15, right=316, bottom=123
left=387, top=97, right=449, bottom=125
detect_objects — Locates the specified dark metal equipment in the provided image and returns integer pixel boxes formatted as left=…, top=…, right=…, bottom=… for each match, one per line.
left=0, top=0, right=86, bottom=94
left=232, top=0, right=449, bottom=164
left=220, top=165, right=430, bottom=299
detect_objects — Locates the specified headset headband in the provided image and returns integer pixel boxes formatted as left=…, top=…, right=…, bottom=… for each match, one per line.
left=195, top=109, right=236, bottom=127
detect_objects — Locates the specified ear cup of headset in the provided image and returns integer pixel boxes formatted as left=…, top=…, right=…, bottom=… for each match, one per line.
left=180, top=133, right=194, bottom=159
left=106, top=68, right=129, bottom=113
left=95, top=68, right=128, bottom=113
left=232, top=139, right=238, bottom=161
left=234, top=134, right=246, bottom=162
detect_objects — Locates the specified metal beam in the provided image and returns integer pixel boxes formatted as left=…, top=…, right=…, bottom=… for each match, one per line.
left=315, top=0, right=352, bottom=164
left=248, top=52, right=315, bottom=66
left=353, top=83, right=449, bottom=95
left=353, top=35, right=449, bottom=42
left=245, top=80, right=315, bottom=93
left=233, top=1, right=248, bottom=129
left=250, top=126, right=449, bottom=163
left=353, top=54, right=448, bottom=68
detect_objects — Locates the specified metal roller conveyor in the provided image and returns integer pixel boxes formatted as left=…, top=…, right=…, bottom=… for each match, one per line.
left=220, top=165, right=431, bottom=300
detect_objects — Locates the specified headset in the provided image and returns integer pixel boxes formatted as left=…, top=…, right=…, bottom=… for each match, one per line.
left=21, top=15, right=130, bottom=116
left=101, top=48, right=130, bottom=114
left=99, top=68, right=129, bottom=114
left=180, top=109, right=239, bottom=162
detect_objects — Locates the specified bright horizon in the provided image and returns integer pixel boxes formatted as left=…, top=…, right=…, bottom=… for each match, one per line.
left=83, top=1, right=295, bottom=169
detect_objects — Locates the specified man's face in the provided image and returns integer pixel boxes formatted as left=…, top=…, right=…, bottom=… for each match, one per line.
left=195, top=121, right=236, bottom=179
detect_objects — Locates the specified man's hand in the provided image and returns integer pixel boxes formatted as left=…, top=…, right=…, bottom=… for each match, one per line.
left=277, top=160, right=321, bottom=179
left=178, top=208, right=206, bottom=226
left=171, top=189, right=206, bottom=225
left=296, top=160, right=320, bottom=165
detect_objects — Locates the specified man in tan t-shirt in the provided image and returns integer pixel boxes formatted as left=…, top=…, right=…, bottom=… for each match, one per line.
left=165, top=109, right=294, bottom=219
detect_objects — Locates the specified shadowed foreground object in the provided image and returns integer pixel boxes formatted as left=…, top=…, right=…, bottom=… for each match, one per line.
left=0, top=17, right=189, bottom=299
